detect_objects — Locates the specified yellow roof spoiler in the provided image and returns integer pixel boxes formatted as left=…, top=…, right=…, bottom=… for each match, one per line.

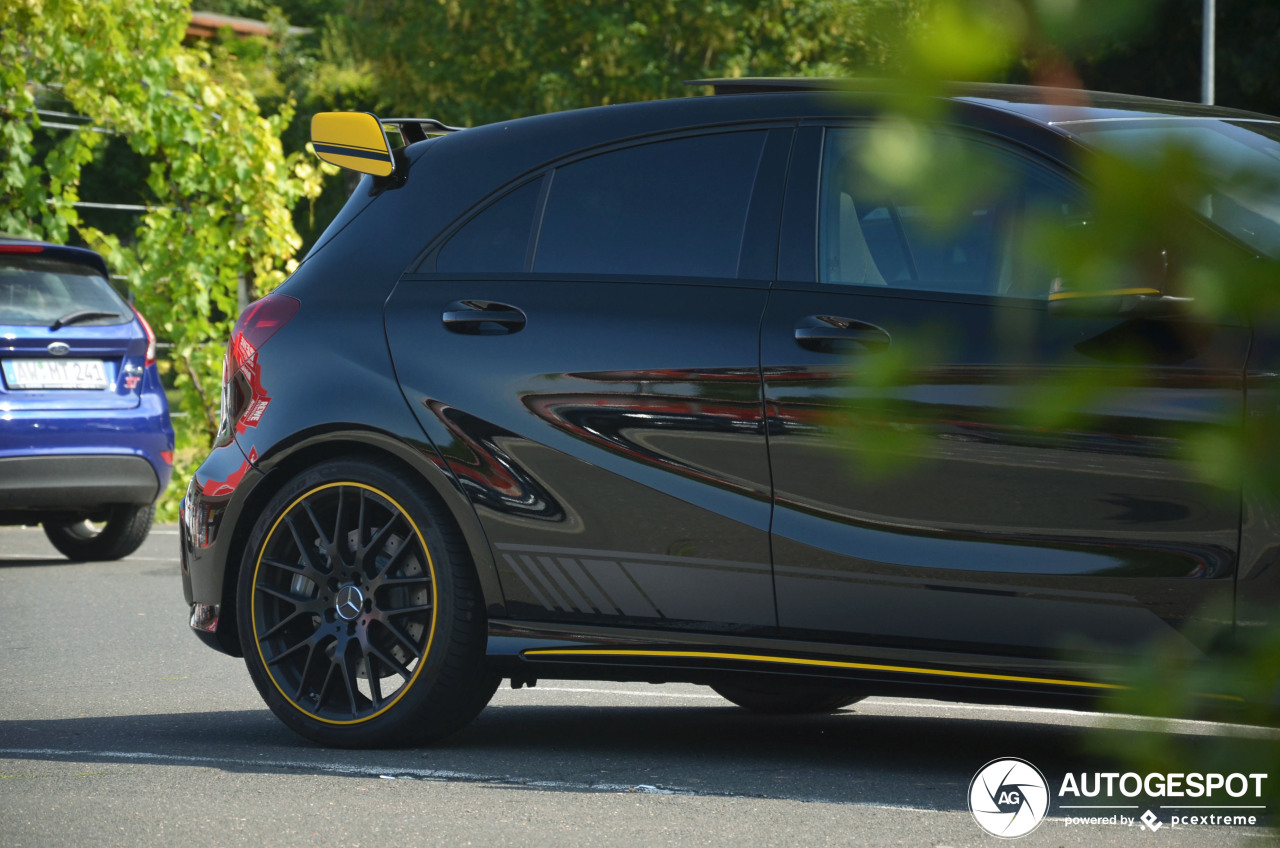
left=310, top=112, right=464, bottom=178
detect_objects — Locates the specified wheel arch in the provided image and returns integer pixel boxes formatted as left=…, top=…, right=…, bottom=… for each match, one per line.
left=217, top=428, right=505, bottom=656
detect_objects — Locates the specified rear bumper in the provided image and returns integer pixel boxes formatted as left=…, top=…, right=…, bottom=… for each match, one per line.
left=0, top=454, right=161, bottom=511
left=0, top=391, right=174, bottom=517
left=180, top=440, right=263, bottom=657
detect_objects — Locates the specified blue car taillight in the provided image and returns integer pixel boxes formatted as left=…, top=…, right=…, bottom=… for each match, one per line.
left=129, top=302, right=157, bottom=368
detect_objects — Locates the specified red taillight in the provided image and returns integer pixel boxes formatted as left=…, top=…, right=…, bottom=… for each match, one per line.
left=0, top=243, right=44, bottom=254
left=217, top=293, right=300, bottom=445
left=160, top=451, right=174, bottom=465
left=130, top=303, right=157, bottom=368
left=226, top=293, right=301, bottom=376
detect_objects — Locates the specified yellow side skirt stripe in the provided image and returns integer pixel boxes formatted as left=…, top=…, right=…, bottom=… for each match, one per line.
left=522, top=648, right=1124, bottom=691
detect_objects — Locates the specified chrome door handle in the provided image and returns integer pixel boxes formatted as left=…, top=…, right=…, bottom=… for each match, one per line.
left=441, top=300, right=527, bottom=335
left=794, top=315, right=891, bottom=352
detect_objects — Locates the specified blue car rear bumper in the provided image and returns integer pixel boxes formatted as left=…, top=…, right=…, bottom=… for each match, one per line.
left=0, top=391, right=174, bottom=516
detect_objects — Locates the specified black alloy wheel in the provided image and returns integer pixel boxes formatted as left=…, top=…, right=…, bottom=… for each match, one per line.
left=238, top=457, right=498, bottom=747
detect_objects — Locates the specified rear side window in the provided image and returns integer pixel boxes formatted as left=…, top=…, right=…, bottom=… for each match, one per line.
left=0, top=255, right=129, bottom=326
left=534, top=131, right=767, bottom=279
left=818, top=128, right=1084, bottom=298
left=437, top=178, right=543, bottom=273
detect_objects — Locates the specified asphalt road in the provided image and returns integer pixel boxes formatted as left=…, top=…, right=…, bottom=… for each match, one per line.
left=0, top=524, right=1274, bottom=847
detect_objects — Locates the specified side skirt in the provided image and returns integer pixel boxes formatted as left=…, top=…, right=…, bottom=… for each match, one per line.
left=483, top=620, right=1125, bottom=711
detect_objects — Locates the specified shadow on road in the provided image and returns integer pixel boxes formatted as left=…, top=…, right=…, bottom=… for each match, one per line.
left=0, top=701, right=1248, bottom=810
left=0, top=558, right=74, bottom=569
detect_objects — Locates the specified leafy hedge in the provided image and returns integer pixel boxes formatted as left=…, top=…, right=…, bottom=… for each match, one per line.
left=1, top=0, right=329, bottom=519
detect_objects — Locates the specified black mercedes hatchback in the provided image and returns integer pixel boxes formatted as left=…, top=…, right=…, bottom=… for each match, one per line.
left=181, top=79, right=1280, bottom=747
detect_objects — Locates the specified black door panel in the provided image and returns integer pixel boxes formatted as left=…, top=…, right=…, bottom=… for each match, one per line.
left=764, top=287, right=1246, bottom=658
left=388, top=278, right=777, bottom=632
left=763, top=123, right=1248, bottom=659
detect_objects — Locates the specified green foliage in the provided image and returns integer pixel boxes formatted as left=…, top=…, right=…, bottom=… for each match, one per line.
left=832, top=325, right=954, bottom=478
left=849, top=0, right=1280, bottom=803
left=0, top=0, right=327, bottom=519
left=1092, top=602, right=1280, bottom=789
left=332, top=0, right=926, bottom=125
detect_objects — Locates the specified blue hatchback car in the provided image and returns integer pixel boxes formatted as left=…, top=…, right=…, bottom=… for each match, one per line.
left=0, top=239, right=173, bottom=560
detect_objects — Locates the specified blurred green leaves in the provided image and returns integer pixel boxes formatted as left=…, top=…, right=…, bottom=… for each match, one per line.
left=908, top=0, right=1029, bottom=82
left=843, top=0, right=1280, bottom=789
left=835, top=325, right=954, bottom=478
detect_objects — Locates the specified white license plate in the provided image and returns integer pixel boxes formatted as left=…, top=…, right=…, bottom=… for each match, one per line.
left=2, top=359, right=109, bottom=390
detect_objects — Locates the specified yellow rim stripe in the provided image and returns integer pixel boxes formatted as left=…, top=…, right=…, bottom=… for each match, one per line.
left=252, top=481, right=438, bottom=725
left=1048, top=287, right=1161, bottom=301
left=522, top=648, right=1124, bottom=690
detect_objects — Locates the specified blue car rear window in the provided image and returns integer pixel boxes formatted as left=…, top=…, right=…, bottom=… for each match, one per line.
left=0, top=256, right=131, bottom=326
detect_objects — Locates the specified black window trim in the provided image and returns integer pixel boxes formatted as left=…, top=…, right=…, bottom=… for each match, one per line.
left=420, top=173, right=545, bottom=275
left=414, top=120, right=798, bottom=284
left=524, top=170, right=554, bottom=271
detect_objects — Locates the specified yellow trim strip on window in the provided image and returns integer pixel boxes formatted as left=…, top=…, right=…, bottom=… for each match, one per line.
left=1048, top=287, right=1161, bottom=302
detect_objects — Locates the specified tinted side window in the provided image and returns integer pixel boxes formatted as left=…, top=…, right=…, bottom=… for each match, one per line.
left=437, top=178, right=542, bottom=273
left=818, top=128, right=1084, bottom=297
left=534, top=131, right=767, bottom=279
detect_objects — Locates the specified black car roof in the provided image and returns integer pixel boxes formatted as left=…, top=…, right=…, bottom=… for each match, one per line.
left=314, top=77, right=1280, bottom=275
left=428, top=79, right=1277, bottom=183
left=690, top=77, right=1279, bottom=125
left=422, top=83, right=1038, bottom=176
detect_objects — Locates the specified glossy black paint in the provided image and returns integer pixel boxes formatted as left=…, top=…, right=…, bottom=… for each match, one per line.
left=181, top=83, right=1277, bottom=713
left=386, top=277, right=777, bottom=632
left=763, top=123, right=1249, bottom=659
left=764, top=286, right=1246, bottom=658
left=179, top=155, right=511, bottom=654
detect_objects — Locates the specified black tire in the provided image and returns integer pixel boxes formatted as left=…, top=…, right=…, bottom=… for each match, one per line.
left=43, top=503, right=155, bottom=562
left=712, top=679, right=864, bottom=715
left=237, top=457, right=499, bottom=747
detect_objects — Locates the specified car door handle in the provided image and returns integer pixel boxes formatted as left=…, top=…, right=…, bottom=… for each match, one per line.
left=442, top=300, right=527, bottom=335
left=794, top=315, right=891, bottom=352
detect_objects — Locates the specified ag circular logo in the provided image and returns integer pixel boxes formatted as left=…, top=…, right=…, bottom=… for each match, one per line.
left=968, top=758, right=1050, bottom=838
